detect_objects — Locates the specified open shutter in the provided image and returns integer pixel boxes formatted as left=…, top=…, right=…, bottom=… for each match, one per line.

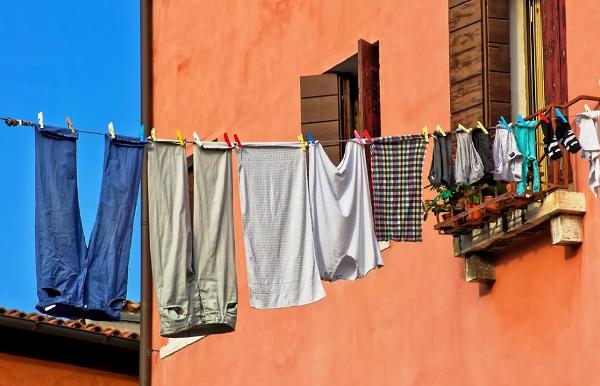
left=358, top=39, right=381, bottom=138
left=449, top=0, right=510, bottom=128
left=300, top=74, right=343, bottom=163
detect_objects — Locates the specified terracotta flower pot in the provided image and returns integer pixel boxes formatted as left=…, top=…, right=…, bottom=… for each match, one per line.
left=505, top=182, right=516, bottom=193
left=483, top=195, right=501, bottom=214
left=466, top=202, right=483, bottom=225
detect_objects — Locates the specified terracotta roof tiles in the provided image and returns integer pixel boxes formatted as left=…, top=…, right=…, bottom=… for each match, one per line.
left=0, top=302, right=140, bottom=341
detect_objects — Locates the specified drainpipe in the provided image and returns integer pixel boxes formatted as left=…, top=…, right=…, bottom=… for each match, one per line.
left=140, top=0, right=153, bottom=385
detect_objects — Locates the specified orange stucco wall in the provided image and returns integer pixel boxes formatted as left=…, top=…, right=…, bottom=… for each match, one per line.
left=150, top=1, right=600, bottom=385
left=0, top=353, right=136, bottom=386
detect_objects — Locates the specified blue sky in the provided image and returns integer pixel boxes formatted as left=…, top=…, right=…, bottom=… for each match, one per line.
left=0, top=2, right=141, bottom=312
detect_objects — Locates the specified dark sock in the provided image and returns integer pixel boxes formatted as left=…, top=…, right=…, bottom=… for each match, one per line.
left=541, top=121, right=563, bottom=160
left=555, top=119, right=581, bottom=154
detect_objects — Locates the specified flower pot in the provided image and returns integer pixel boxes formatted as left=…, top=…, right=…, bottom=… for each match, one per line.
left=483, top=195, right=501, bottom=214
left=465, top=203, right=483, bottom=225
left=505, top=182, right=516, bottom=193
left=442, top=212, right=464, bottom=229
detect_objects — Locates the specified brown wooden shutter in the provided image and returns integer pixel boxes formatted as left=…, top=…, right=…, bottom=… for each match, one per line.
left=358, top=39, right=381, bottom=138
left=300, top=73, right=343, bottom=163
left=449, top=0, right=511, bottom=128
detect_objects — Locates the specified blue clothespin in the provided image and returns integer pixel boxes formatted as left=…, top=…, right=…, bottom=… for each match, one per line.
left=498, top=116, right=509, bottom=128
left=306, top=132, right=315, bottom=144
left=555, top=108, right=568, bottom=123
left=517, top=114, right=525, bottom=124
left=139, top=124, right=145, bottom=141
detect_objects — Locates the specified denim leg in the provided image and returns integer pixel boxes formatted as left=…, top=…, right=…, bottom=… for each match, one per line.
left=529, top=126, right=541, bottom=193
left=83, top=135, right=145, bottom=320
left=35, top=125, right=86, bottom=318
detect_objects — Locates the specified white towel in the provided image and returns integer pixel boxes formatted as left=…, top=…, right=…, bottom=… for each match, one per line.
left=236, top=143, right=325, bottom=309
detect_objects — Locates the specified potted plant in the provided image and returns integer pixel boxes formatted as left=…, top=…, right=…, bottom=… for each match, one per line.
left=482, top=186, right=501, bottom=214
left=464, top=186, right=483, bottom=225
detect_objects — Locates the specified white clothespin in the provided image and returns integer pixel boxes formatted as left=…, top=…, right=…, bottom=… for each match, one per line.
left=193, top=131, right=201, bottom=144
left=37, top=112, right=44, bottom=128
left=584, top=104, right=591, bottom=112
left=108, top=122, right=116, bottom=139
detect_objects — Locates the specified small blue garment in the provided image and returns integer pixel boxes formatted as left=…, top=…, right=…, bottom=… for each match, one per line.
left=35, top=126, right=145, bottom=320
left=513, top=120, right=541, bottom=195
left=83, top=134, right=145, bottom=320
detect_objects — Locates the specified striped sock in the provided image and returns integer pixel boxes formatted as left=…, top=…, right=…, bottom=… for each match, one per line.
left=556, top=120, right=581, bottom=154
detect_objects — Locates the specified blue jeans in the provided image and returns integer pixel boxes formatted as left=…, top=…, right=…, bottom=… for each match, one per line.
left=83, top=134, right=145, bottom=320
left=35, top=126, right=87, bottom=318
left=35, top=126, right=144, bottom=320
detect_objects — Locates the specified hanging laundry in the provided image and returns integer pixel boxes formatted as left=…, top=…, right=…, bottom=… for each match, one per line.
left=83, top=134, right=145, bottom=321
left=513, top=120, right=541, bottom=195
left=236, top=144, right=325, bottom=308
left=427, top=132, right=454, bottom=188
left=35, top=125, right=87, bottom=319
left=555, top=118, right=582, bottom=153
left=309, top=141, right=383, bottom=281
left=35, top=125, right=145, bottom=321
left=148, top=142, right=200, bottom=337
left=471, top=128, right=495, bottom=182
left=493, top=125, right=523, bottom=182
left=191, top=142, right=237, bottom=334
left=455, top=130, right=484, bottom=185
left=575, top=110, right=600, bottom=197
left=370, top=135, right=427, bottom=242
left=540, top=120, right=563, bottom=160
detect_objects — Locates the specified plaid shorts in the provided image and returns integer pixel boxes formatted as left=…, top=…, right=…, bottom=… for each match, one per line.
left=370, top=135, right=427, bottom=242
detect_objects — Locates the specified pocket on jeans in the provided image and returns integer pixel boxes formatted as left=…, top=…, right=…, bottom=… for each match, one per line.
left=164, top=305, right=187, bottom=320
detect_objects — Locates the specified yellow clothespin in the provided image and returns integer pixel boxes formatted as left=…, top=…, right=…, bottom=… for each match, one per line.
left=422, top=126, right=429, bottom=142
left=435, top=124, right=447, bottom=136
left=176, top=130, right=185, bottom=146
left=457, top=123, right=470, bottom=133
left=150, top=128, right=157, bottom=141
left=476, top=121, right=489, bottom=135
left=66, top=117, right=75, bottom=134
left=108, top=122, right=115, bottom=139
left=298, top=133, right=307, bottom=150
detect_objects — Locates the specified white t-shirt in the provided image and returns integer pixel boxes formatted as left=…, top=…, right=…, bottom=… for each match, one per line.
left=308, top=141, right=383, bottom=281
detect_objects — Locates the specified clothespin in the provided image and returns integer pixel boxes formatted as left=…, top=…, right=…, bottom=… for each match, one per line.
left=362, top=129, right=373, bottom=143
left=517, top=114, right=525, bottom=124
left=584, top=104, right=591, bottom=112
left=498, top=116, right=509, bottom=128
left=108, top=122, right=116, bottom=139
left=306, top=132, right=316, bottom=144
left=537, top=112, right=550, bottom=123
left=435, top=124, right=447, bottom=136
left=150, top=128, right=157, bottom=141
left=457, top=123, right=469, bottom=133
left=476, top=121, right=489, bottom=135
left=353, top=130, right=364, bottom=144
left=297, top=133, right=307, bottom=150
left=233, top=134, right=242, bottom=148
left=193, top=131, right=201, bottom=144
left=37, top=112, right=44, bottom=128
left=422, top=126, right=429, bottom=142
left=139, top=124, right=145, bottom=141
left=175, top=129, right=184, bottom=146
left=555, top=108, right=568, bottom=123
left=66, top=116, right=75, bottom=134
left=224, top=133, right=232, bottom=147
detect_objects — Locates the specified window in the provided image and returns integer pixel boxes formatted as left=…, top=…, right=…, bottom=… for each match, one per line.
left=300, top=39, right=380, bottom=163
left=449, top=0, right=570, bottom=185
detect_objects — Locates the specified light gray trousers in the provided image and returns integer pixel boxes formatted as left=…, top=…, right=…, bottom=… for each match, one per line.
left=148, top=142, right=237, bottom=337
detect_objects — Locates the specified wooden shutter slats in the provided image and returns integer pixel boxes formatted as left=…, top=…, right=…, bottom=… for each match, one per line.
left=449, top=22, right=482, bottom=56
left=449, top=0, right=510, bottom=128
left=300, top=95, right=340, bottom=123
left=300, top=74, right=339, bottom=98
left=449, top=0, right=481, bottom=33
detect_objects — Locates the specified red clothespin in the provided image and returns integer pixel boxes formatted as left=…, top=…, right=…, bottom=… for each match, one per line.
left=538, top=112, right=550, bottom=123
left=362, top=129, right=372, bottom=143
left=353, top=130, right=364, bottom=144
left=233, top=134, right=242, bottom=148
left=224, top=133, right=232, bottom=147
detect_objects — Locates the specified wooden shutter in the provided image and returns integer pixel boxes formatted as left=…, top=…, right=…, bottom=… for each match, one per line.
left=300, top=73, right=343, bottom=163
left=449, top=0, right=511, bottom=128
left=358, top=39, right=381, bottom=138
